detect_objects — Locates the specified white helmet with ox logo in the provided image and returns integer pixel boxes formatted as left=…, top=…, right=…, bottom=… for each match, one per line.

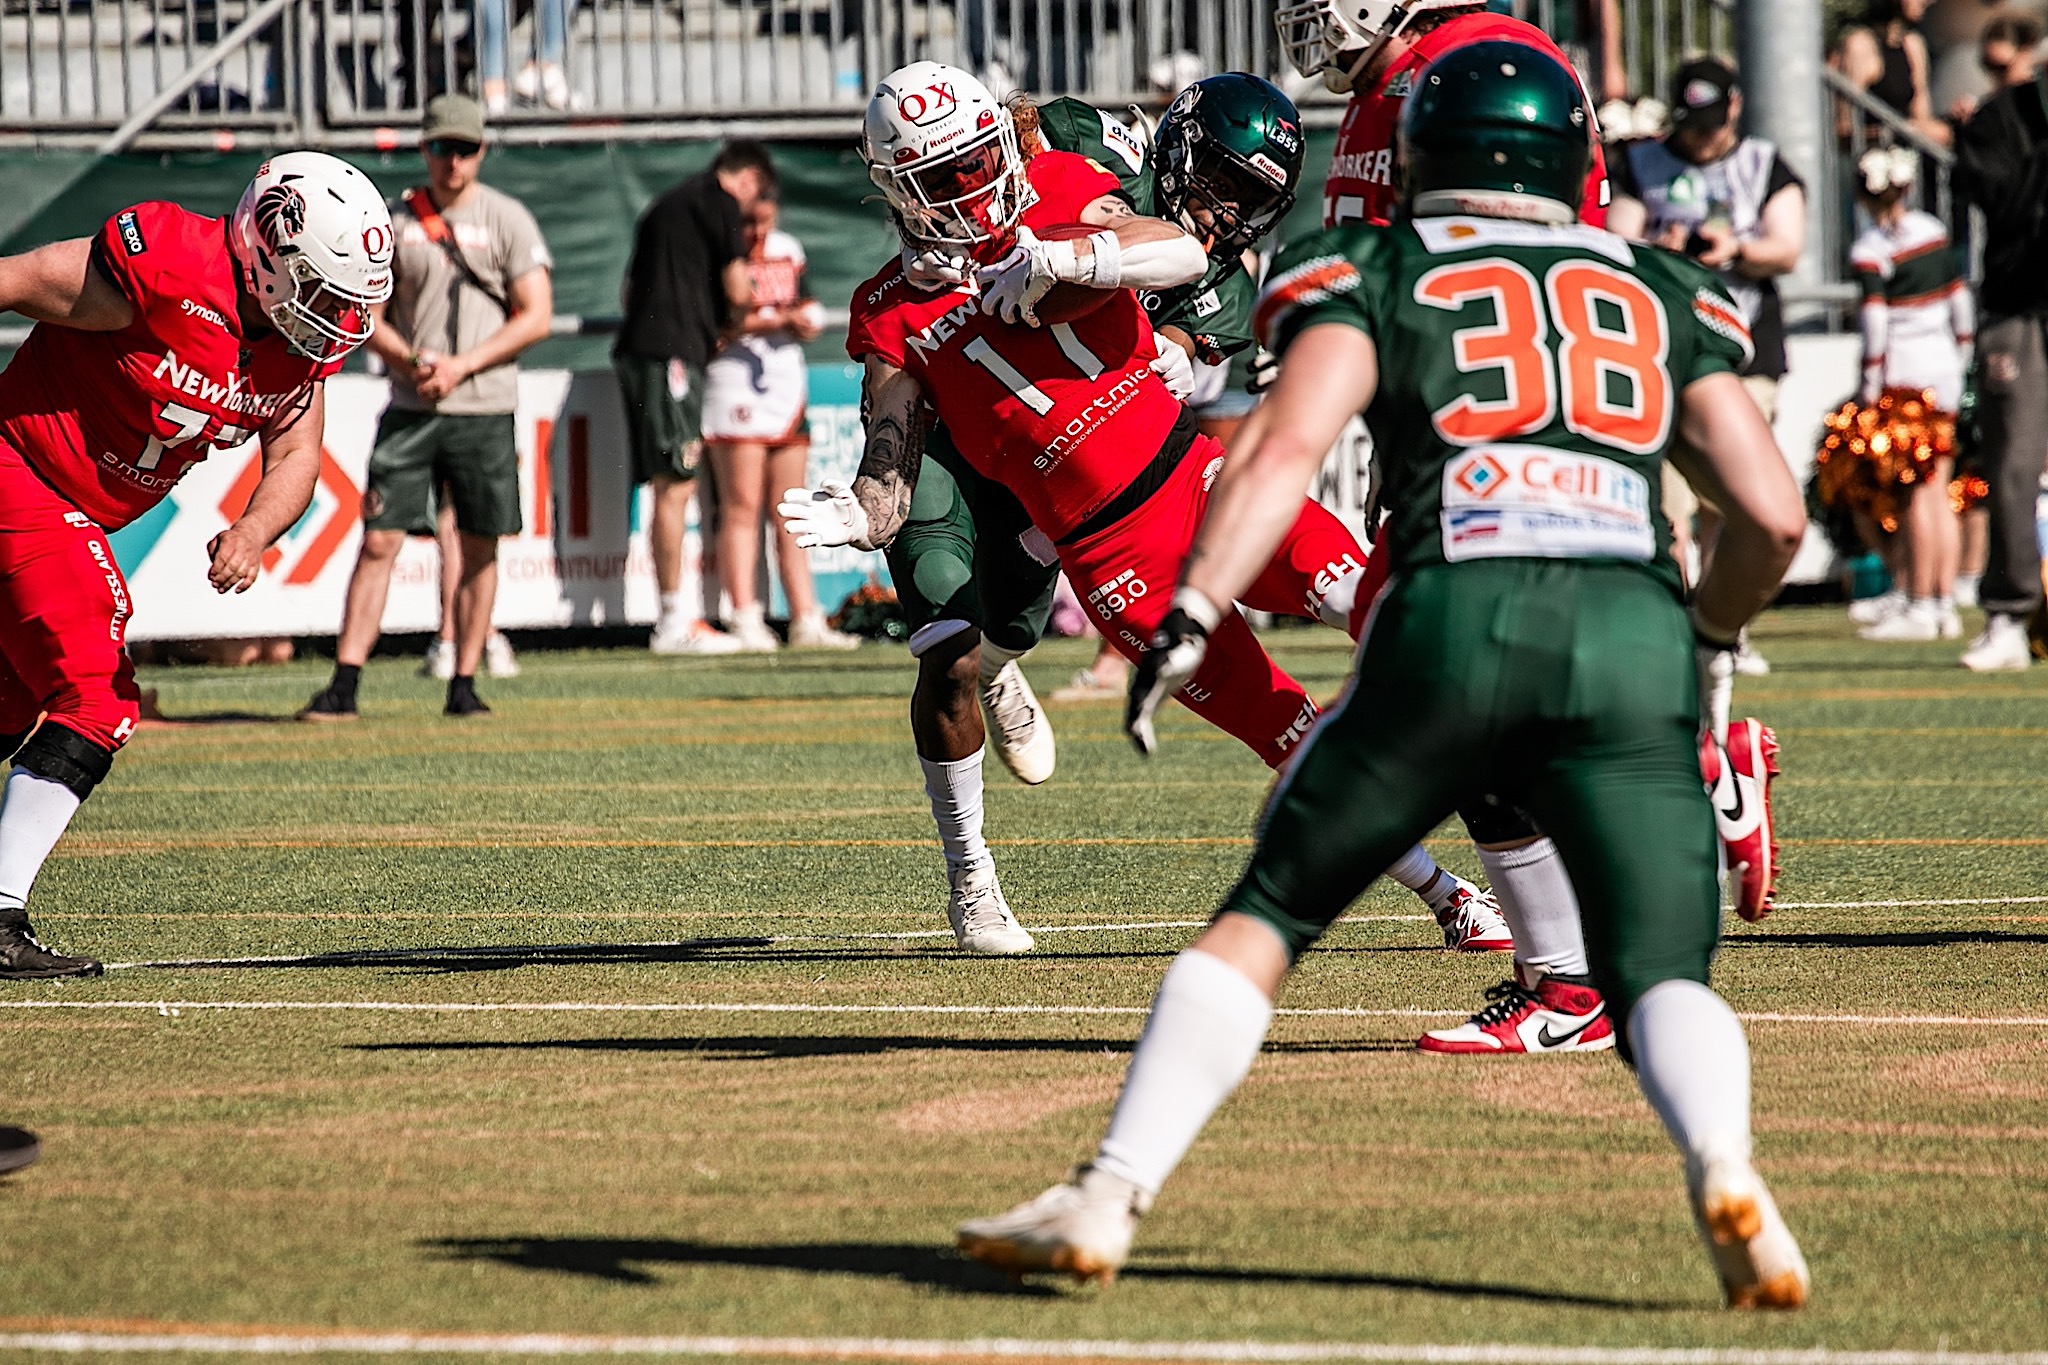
left=228, top=150, right=395, bottom=364
left=862, top=61, right=1029, bottom=248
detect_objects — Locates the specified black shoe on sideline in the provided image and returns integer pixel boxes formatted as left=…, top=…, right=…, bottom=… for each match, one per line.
left=0, top=910, right=103, bottom=980
left=298, top=684, right=359, bottom=723
left=445, top=676, right=492, bottom=718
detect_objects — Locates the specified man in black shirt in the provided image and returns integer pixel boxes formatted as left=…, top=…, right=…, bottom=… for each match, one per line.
left=1954, top=70, right=2048, bottom=671
left=615, top=141, right=773, bottom=654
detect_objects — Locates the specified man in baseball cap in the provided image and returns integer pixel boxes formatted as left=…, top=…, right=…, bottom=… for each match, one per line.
left=1668, top=56, right=1739, bottom=136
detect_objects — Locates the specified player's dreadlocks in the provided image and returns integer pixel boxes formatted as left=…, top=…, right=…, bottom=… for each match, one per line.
left=1009, top=95, right=1047, bottom=159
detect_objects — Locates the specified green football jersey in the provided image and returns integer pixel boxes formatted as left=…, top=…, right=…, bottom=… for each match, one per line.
left=1033, top=97, right=1257, bottom=364
left=1258, top=217, right=1754, bottom=592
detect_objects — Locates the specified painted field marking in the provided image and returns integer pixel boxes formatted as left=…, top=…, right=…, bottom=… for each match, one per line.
left=0, top=1328, right=2044, bottom=1363
left=5, top=1001, right=2048, bottom=1027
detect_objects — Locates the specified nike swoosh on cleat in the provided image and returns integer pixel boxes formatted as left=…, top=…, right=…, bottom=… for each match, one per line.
left=1716, top=766, right=1746, bottom=826
left=1534, top=1013, right=1601, bottom=1049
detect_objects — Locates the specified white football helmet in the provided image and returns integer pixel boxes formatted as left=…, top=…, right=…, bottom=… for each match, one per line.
left=863, top=61, right=1029, bottom=248
left=1274, top=0, right=1473, bottom=92
left=229, top=151, right=395, bottom=364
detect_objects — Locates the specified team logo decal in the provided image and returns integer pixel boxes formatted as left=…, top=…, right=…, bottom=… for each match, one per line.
left=1451, top=453, right=1509, bottom=499
left=255, top=184, right=307, bottom=247
left=1683, top=78, right=1721, bottom=109
left=362, top=223, right=393, bottom=261
left=893, top=81, right=958, bottom=127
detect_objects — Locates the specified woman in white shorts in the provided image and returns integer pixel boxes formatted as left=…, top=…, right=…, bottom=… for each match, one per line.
left=703, top=197, right=858, bottom=651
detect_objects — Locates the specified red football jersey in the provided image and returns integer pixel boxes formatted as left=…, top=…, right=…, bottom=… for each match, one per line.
left=0, top=201, right=340, bottom=531
left=1322, top=14, right=1609, bottom=230
left=848, top=151, right=1184, bottom=540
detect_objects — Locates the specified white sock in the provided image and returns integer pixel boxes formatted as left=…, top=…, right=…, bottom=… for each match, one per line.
left=977, top=639, right=1026, bottom=689
left=1705, top=655, right=1734, bottom=750
left=733, top=600, right=766, bottom=629
left=1094, top=947, right=1274, bottom=1195
left=920, top=749, right=989, bottom=874
left=1627, top=979, right=1753, bottom=1173
left=0, top=768, right=84, bottom=911
left=657, top=591, right=684, bottom=632
left=1386, top=845, right=1460, bottom=907
left=1478, top=839, right=1589, bottom=979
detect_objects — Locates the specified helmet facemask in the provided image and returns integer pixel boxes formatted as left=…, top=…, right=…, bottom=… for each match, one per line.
left=1272, top=0, right=1469, bottom=93
left=1160, top=138, right=1297, bottom=255
left=265, top=252, right=379, bottom=364
left=870, top=111, right=1028, bottom=250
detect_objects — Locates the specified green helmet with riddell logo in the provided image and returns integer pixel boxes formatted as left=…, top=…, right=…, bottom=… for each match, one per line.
left=1397, top=40, right=1590, bottom=225
left=1152, top=73, right=1305, bottom=254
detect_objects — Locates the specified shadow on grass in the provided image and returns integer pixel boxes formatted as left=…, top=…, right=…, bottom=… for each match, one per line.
left=423, top=1235, right=1684, bottom=1309
left=1724, top=930, right=2048, bottom=949
left=355, top=1035, right=1415, bottom=1059
left=122, top=939, right=1438, bottom=975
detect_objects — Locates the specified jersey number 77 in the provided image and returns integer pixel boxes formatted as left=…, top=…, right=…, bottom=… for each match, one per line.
left=1416, top=257, right=1672, bottom=457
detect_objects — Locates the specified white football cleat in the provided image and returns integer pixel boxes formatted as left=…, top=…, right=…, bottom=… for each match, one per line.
left=1689, top=1155, right=1809, bottom=1310
left=1430, top=879, right=1515, bottom=952
left=1961, top=613, right=2032, bottom=672
left=980, top=659, right=1056, bottom=785
left=957, top=1165, right=1151, bottom=1284
left=947, top=862, right=1034, bottom=955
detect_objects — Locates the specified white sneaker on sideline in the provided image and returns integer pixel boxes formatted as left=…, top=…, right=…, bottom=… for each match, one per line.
left=651, top=620, right=743, bottom=656
left=419, top=639, right=456, bottom=681
left=485, top=631, right=520, bottom=678
left=1952, top=573, right=1979, bottom=608
left=946, top=861, right=1034, bottom=954
left=1961, top=613, right=2032, bottom=672
left=980, top=659, right=1055, bottom=785
left=728, top=605, right=782, bottom=654
left=957, top=1165, right=1151, bottom=1284
left=789, top=612, right=861, bottom=650
left=1689, top=1156, right=1809, bottom=1310
left=1859, top=602, right=1939, bottom=641
left=1847, top=590, right=1904, bottom=627
left=1937, top=603, right=1963, bottom=640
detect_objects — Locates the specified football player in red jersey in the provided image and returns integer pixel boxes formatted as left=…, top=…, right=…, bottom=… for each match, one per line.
left=1275, top=0, right=1609, bottom=231
left=1258, top=1, right=1629, bottom=1054
left=789, top=62, right=1421, bottom=784
left=0, top=151, right=393, bottom=978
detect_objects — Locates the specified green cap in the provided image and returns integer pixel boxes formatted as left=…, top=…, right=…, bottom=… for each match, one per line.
left=422, top=93, right=487, bottom=144
left=1398, top=40, right=1590, bottom=225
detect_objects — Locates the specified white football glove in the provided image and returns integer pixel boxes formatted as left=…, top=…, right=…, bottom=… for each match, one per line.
left=778, top=483, right=874, bottom=551
left=1125, top=589, right=1222, bottom=758
left=977, top=225, right=1058, bottom=327
left=1150, top=331, right=1195, bottom=401
left=901, top=241, right=972, bottom=293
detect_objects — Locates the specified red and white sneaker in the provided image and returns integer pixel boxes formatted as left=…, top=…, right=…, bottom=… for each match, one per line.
left=1417, top=974, right=1615, bottom=1054
left=1700, top=719, right=1781, bottom=922
left=1431, top=879, right=1514, bottom=952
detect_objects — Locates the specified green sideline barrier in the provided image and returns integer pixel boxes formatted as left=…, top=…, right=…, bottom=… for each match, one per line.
left=0, top=130, right=1340, bottom=369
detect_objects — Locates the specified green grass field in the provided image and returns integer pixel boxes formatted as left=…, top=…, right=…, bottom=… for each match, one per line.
left=2, top=606, right=2046, bottom=1362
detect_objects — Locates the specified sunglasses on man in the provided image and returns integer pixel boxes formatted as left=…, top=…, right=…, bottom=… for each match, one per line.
left=426, top=138, right=483, bottom=159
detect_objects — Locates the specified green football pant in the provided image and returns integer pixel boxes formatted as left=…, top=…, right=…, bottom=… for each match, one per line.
left=884, top=424, right=1058, bottom=657
left=1221, top=559, right=1721, bottom=1043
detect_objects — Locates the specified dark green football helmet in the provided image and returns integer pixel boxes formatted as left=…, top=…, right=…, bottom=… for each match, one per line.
left=1397, top=40, right=1590, bottom=225
left=1152, top=73, right=1305, bottom=254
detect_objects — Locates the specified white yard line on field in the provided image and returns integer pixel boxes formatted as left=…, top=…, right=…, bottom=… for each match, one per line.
left=0, top=1330, right=2044, bottom=1363
left=5, top=1000, right=2048, bottom=1027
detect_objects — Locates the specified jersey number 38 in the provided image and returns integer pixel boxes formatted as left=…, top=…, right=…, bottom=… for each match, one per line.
left=1415, top=258, right=1672, bottom=457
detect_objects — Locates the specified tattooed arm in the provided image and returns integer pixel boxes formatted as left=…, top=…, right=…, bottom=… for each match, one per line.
left=851, top=354, right=926, bottom=548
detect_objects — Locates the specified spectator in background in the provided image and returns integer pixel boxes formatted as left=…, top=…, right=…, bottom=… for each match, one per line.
left=1952, top=45, right=2048, bottom=670
left=1950, top=9, right=2044, bottom=122
left=477, top=0, right=572, bottom=114
left=1835, top=0, right=1952, bottom=147
left=420, top=501, right=519, bottom=682
left=614, top=141, right=773, bottom=656
left=1608, top=56, right=1807, bottom=674
left=303, top=95, right=555, bottom=720
left=701, top=195, right=858, bottom=653
left=1846, top=147, right=1974, bottom=642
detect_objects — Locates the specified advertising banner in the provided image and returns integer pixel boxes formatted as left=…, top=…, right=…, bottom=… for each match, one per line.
left=109, top=365, right=889, bottom=641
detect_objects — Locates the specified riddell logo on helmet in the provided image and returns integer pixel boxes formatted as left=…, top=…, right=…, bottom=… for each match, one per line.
left=894, top=82, right=959, bottom=127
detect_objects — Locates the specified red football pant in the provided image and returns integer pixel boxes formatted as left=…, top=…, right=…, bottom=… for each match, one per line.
left=1059, top=434, right=1369, bottom=768
left=0, top=439, right=141, bottom=753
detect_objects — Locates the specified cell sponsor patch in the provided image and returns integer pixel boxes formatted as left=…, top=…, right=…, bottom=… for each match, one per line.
left=116, top=210, right=147, bottom=256
left=1252, top=254, right=1361, bottom=347
left=1440, top=443, right=1653, bottom=563
left=1414, top=217, right=1633, bottom=265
